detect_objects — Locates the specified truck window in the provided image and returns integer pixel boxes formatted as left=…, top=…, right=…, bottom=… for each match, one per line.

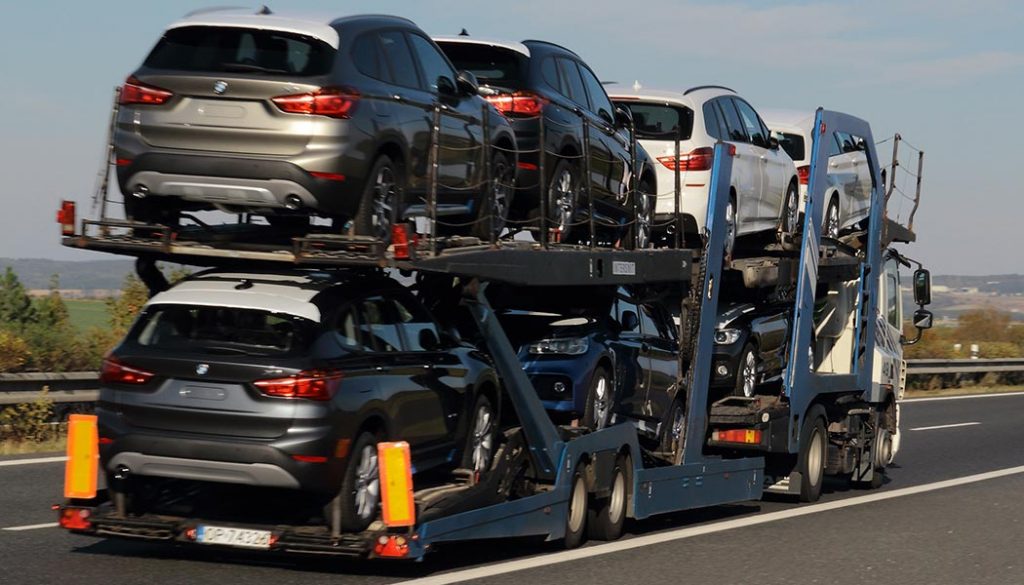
left=886, top=273, right=900, bottom=328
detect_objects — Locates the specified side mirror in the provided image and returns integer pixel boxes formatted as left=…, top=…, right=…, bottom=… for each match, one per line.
left=768, top=135, right=780, bottom=150
left=614, top=104, right=634, bottom=129
left=913, top=268, right=932, bottom=306
left=620, top=310, right=639, bottom=331
left=455, top=70, right=479, bottom=96
left=437, top=75, right=458, bottom=97
left=913, top=308, right=933, bottom=330
left=418, top=328, right=441, bottom=351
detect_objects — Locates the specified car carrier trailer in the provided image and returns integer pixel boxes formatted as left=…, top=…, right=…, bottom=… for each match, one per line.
left=55, top=109, right=931, bottom=560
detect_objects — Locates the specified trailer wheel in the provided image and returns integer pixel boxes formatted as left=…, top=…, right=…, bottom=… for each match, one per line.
left=587, top=455, right=629, bottom=541
left=338, top=431, right=381, bottom=532
left=563, top=466, right=588, bottom=549
left=797, top=407, right=827, bottom=502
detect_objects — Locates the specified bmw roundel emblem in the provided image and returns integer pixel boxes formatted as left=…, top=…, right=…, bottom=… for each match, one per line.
left=196, top=363, right=210, bottom=375
left=213, top=80, right=228, bottom=95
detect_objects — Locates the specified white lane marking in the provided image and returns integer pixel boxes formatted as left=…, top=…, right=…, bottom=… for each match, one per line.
left=394, top=464, right=1024, bottom=585
left=1, top=522, right=58, bottom=532
left=0, top=456, right=66, bottom=468
left=910, top=422, right=981, bottom=431
left=903, top=390, right=1024, bottom=403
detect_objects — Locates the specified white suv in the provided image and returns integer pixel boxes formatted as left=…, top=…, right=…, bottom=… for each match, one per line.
left=761, top=110, right=873, bottom=239
left=609, top=85, right=799, bottom=254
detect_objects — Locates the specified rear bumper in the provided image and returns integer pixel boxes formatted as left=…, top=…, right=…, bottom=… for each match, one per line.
left=107, top=451, right=302, bottom=489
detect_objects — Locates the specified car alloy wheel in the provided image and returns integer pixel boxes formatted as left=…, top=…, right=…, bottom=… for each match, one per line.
left=784, top=184, right=799, bottom=234
left=474, top=152, right=513, bottom=240
left=591, top=374, right=610, bottom=430
left=724, top=199, right=737, bottom=258
left=353, top=443, right=380, bottom=523
left=823, top=197, right=840, bottom=239
left=741, top=348, right=757, bottom=398
left=371, top=165, right=397, bottom=241
left=633, top=188, right=653, bottom=249
left=470, top=400, right=495, bottom=473
left=548, top=161, right=577, bottom=236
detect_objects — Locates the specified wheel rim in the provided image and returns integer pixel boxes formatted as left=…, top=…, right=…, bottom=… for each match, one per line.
left=724, top=200, right=736, bottom=257
left=670, top=403, right=685, bottom=448
left=371, top=165, right=397, bottom=241
left=354, top=444, right=380, bottom=521
left=807, top=426, right=824, bottom=488
left=608, top=468, right=626, bottom=525
left=742, top=351, right=757, bottom=398
left=471, top=403, right=494, bottom=472
left=550, top=167, right=576, bottom=233
left=635, top=191, right=651, bottom=249
left=490, top=160, right=511, bottom=236
left=824, top=201, right=839, bottom=239
left=593, top=375, right=610, bottom=430
left=785, top=187, right=799, bottom=232
left=568, top=475, right=587, bottom=534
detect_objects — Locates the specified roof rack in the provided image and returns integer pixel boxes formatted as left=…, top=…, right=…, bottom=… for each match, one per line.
left=683, top=85, right=736, bottom=95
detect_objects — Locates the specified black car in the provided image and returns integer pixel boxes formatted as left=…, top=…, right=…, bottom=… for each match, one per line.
left=711, top=302, right=791, bottom=397
left=114, top=9, right=517, bottom=240
left=97, top=269, right=501, bottom=533
left=434, top=36, right=657, bottom=247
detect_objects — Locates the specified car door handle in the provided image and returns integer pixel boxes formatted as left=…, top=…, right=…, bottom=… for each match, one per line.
left=392, top=94, right=406, bottom=103
left=641, top=342, right=651, bottom=352
left=759, top=155, right=768, bottom=163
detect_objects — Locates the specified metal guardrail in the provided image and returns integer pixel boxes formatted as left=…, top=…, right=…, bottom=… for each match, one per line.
left=1, top=359, right=1021, bottom=406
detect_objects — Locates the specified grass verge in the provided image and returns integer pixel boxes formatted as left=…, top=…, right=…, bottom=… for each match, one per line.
left=0, top=436, right=66, bottom=456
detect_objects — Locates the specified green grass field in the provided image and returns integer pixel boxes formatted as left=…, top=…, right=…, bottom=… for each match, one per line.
left=65, top=299, right=110, bottom=331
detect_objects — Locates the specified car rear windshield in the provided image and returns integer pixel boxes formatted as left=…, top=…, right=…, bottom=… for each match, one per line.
left=777, top=132, right=806, bottom=162
left=144, top=26, right=335, bottom=76
left=127, top=304, right=318, bottom=357
left=617, top=102, right=694, bottom=140
left=435, top=42, right=524, bottom=87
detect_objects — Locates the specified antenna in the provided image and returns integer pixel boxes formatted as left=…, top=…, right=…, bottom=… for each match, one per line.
left=257, top=5, right=272, bottom=15
left=633, top=80, right=642, bottom=91
left=459, top=28, right=470, bottom=36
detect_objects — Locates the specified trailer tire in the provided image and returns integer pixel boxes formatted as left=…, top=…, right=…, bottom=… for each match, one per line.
left=797, top=406, right=827, bottom=503
left=563, top=466, right=588, bottom=549
left=587, top=455, right=629, bottom=541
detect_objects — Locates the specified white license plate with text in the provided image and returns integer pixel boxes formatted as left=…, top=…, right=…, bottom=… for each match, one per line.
left=196, top=525, right=272, bottom=549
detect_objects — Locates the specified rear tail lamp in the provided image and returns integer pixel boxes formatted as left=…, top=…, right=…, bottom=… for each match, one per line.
left=99, top=356, right=155, bottom=385
left=657, top=147, right=715, bottom=172
left=56, top=200, right=76, bottom=236
left=392, top=224, right=411, bottom=260
left=797, top=165, right=810, bottom=185
left=119, top=76, right=173, bottom=106
left=271, top=87, right=358, bottom=118
left=485, top=91, right=546, bottom=116
left=254, top=370, right=343, bottom=401
left=58, top=507, right=92, bottom=531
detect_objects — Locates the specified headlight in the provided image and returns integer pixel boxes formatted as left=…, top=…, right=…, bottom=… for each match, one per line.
left=714, top=329, right=741, bottom=345
left=528, top=337, right=589, bottom=355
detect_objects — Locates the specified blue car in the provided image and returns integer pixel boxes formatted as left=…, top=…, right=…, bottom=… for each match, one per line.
left=497, top=287, right=681, bottom=439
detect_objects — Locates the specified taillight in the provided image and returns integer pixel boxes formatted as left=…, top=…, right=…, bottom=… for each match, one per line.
left=254, top=370, right=343, bottom=401
left=392, top=224, right=411, bottom=260
left=485, top=91, right=546, bottom=116
left=271, top=87, right=358, bottom=118
left=119, top=76, right=173, bottom=106
left=56, top=200, right=76, bottom=236
left=797, top=165, right=810, bottom=185
left=100, top=356, right=155, bottom=385
left=657, top=147, right=715, bottom=172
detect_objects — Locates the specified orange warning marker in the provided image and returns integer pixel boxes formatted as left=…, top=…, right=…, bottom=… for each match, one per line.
left=64, top=414, right=98, bottom=499
left=377, top=441, right=415, bottom=527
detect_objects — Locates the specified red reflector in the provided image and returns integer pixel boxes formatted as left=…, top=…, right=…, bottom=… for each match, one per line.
left=392, top=224, right=411, bottom=260
left=115, top=158, right=133, bottom=167
left=56, top=200, right=76, bottom=236
left=99, top=356, right=154, bottom=385
left=485, top=91, right=546, bottom=116
left=797, top=165, right=810, bottom=185
left=58, top=508, right=92, bottom=531
left=119, top=76, right=173, bottom=106
left=310, top=171, right=346, bottom=182
left=657, top=147, right=714, bottom=172
left=373, top=535, right=410, bottom=558
left=517, top=161, right=538, bottom=171
left=98, top=437, right=114, bottom=445
left=291, top=455, right=328, bottom=463
left=272, top=87, right=358, bottom=118
left=254, top=370, right=342, bottom=400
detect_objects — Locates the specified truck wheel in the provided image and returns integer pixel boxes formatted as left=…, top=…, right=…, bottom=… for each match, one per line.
left=582, top=367, right=612, bottom=430
left=339, top=431, right=381, bottom=532
left=797, top=407, right=827, bottom=503
left=587, top=455, right=629, bottom=541
left=734, top=343, right=758, bottom=398
left=353, top=155, right=401, bottom=242
left=462, top=392, right=497, bottom=474
left=563, top=465, right=588, bottom=549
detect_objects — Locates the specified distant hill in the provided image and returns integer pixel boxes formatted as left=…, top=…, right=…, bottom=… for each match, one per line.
left=0, top=258, right=134, bottom=290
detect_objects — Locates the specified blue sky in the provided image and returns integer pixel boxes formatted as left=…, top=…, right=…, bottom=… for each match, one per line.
left=1, top=0, right=1021, bottom=275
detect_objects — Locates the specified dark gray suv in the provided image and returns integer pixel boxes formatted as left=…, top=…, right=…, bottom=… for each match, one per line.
left=114, top=9, right=518, bottom=240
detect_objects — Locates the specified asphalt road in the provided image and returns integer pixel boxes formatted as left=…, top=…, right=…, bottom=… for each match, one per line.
left=2, top=391, right=1023, bottom=585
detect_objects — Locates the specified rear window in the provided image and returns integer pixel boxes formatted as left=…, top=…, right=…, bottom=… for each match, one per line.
left=144, top=26, right=335, bottom=76
left=435, top=42, right=524, bottom=87
left=776, top=132, right=805, bottom=162
left=618, top=102, right=694, bottom=140
left=128, top=305, right=317, bottom=357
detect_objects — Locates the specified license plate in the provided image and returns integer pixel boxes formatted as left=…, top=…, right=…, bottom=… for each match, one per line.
left=195, top=525, right=272, bottom=549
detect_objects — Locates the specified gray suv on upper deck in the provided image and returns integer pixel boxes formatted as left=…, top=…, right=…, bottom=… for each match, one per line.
left=114, top=8, right=517, bottom=240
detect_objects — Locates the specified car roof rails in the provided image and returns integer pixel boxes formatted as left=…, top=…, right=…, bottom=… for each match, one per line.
left=683, top=85, right=736, bottom=95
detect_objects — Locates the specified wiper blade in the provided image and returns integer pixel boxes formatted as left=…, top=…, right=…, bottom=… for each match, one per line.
left=220, top=62, right=290, bottom=74
left=199, top=345, right=249, bottom=355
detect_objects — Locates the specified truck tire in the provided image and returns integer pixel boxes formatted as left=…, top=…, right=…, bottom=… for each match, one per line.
left=797, top=406, right=827, bottom=503
left=587, top=455, right=629, bottom=541
left=563, top=465, right=588, bottom=549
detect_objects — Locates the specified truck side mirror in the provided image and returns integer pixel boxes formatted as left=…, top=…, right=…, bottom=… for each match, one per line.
left=913, top=268, right=931, bottom=306
left=913, top=309, right=933, bottom=330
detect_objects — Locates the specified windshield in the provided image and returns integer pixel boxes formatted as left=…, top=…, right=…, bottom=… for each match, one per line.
left=617, top=102, right=694, bottom=140
left=776, top=132, right=806, bottom=162
left=127, top=304, right=318, bottom=357
left=435, top=42, right=525, bottom=88
left=144, top=26, right=335, bottom=76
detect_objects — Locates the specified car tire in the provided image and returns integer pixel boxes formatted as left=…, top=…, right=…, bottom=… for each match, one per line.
left=625, top=180, right=654, bottom=249
left=724, top=196, right=737, bottom=259
left=339, top=431, right=382, bottom=532
left=823, top=195, right=840, bottom=240
left=782, top=181, right=799, bottom=235
left=545, top=158, right=579, bottom=242
left=563, top=465, right=588, bottom=549
left=797, top=406, right=827, bottom=503
left=461, top=392, right=498, bottom=474
left=472, top=151, right=514, bottom=241
left=734, top=343, right=758, bottom=398
left=659, top=397, right=686, bottom=458
left=353, top=155, right=401, bottom=243
left=587, top=455, right=629, bottom=541
left=581, top=367, right=613, bottom=430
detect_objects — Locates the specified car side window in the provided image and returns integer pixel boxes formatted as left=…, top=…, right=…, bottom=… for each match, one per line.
left=391, top=295, right=442, bottom=351
left=716, top=98, right=748, bottom=142
left=540, top=57, right=560, bottom=94
left=640, top=304, right=674, bottom=340
left=378, top=31, right=421, bottom=89
left=577, top=63, right=614, bottom=122
left=703, top=101, right=725, bottom=140
left=351, top=33, right=392, bottom=83
left=330, top=305, right=366, bottom=350
left=734, top=99, right=768, bottom=148
left=358, top=296, right=403, bottom=352
left=407, top=34, right=456, bottom=93
left=556, top=58, right=588, bottom=107
left=828, top=132, right=843, bottom=157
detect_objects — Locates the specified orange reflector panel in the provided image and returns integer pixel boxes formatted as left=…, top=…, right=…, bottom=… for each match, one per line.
left=712, top=428, right=762, bottom=444
left=64, top=414, right=98, bottom=499
left=378, top=441, right=415, bottom=527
